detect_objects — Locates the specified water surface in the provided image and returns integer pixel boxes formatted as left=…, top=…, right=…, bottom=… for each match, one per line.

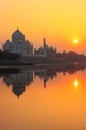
left=0, top=65, right=86, bottom=130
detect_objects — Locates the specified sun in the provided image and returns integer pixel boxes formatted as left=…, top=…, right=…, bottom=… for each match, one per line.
left=73, top=39, right=79, bottom=44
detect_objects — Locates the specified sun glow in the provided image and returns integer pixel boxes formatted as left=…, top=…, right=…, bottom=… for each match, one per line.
left=73, top=39, right=79, bottom=44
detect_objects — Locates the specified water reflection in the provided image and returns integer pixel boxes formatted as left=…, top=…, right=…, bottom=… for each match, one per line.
left=3, top=70, right=33, bottom=97
left=73, top=79, right=79, bottom=88
left=1, top=63, right=86, bottom=97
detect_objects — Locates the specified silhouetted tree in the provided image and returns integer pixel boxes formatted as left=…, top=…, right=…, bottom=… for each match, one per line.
left=0, top=50, right=20, bottom=65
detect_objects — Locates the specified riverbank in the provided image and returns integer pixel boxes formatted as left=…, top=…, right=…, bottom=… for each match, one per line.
left=0, top=61, right=86, bottom=70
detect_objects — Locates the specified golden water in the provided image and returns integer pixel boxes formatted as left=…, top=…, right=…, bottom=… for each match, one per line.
left=0, top=69, right=86, bottom=130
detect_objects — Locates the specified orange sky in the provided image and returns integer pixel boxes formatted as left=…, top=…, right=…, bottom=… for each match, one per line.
left=0, top=0, right=86, bottom=54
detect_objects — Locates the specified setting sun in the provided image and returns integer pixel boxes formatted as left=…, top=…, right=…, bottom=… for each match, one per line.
left=73, top=39, right=79, bottom=44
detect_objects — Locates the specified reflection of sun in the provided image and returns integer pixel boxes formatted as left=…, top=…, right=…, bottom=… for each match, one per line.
left=73, top=79, right=79, bottom=88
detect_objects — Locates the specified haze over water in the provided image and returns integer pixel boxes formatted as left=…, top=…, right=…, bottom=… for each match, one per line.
left=0, top=65, right=86, bottom=130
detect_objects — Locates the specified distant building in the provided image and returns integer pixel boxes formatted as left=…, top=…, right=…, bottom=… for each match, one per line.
left=3, top=29, right=33, bottom=56
left=34, top=38, right=57, bottom=57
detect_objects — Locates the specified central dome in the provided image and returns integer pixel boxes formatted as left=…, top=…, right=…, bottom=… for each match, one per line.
left=12, top=29, right=25, bottom=39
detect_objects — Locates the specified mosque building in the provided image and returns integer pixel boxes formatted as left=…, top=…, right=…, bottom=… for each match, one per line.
left=34, top=38, right=57, bottom=57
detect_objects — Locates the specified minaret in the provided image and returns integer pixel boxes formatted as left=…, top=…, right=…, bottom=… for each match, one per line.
left=43, top=37, right=46, bottom=48
left=43, top=37, right=48, bottom=56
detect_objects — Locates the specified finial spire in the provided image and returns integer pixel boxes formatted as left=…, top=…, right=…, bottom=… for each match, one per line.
left=17, top=26, right=19, bottom=30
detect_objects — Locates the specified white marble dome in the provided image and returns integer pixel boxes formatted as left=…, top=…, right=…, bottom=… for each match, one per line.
left=12, top=29, right=25, bottom=39
left=3, top=29, right=33, bottom=56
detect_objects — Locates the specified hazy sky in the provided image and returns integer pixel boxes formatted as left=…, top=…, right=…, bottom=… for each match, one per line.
left=0, top=0, right=86, bottom=53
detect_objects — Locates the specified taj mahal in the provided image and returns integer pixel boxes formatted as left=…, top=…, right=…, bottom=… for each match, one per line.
left=2, top=29, right=57, bottom=57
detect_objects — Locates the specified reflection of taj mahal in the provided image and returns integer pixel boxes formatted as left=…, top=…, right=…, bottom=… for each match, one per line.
left=2, top=69, right=57, bottom=97
left=3, top=70, right=33, bottom=97
left=2, top=29, right=57, bottom=57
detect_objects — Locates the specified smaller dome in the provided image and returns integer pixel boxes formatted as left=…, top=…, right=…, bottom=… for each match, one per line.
left=5, top=39, right=11, bottom=45
left=12, top=29, right=25, bottom=39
